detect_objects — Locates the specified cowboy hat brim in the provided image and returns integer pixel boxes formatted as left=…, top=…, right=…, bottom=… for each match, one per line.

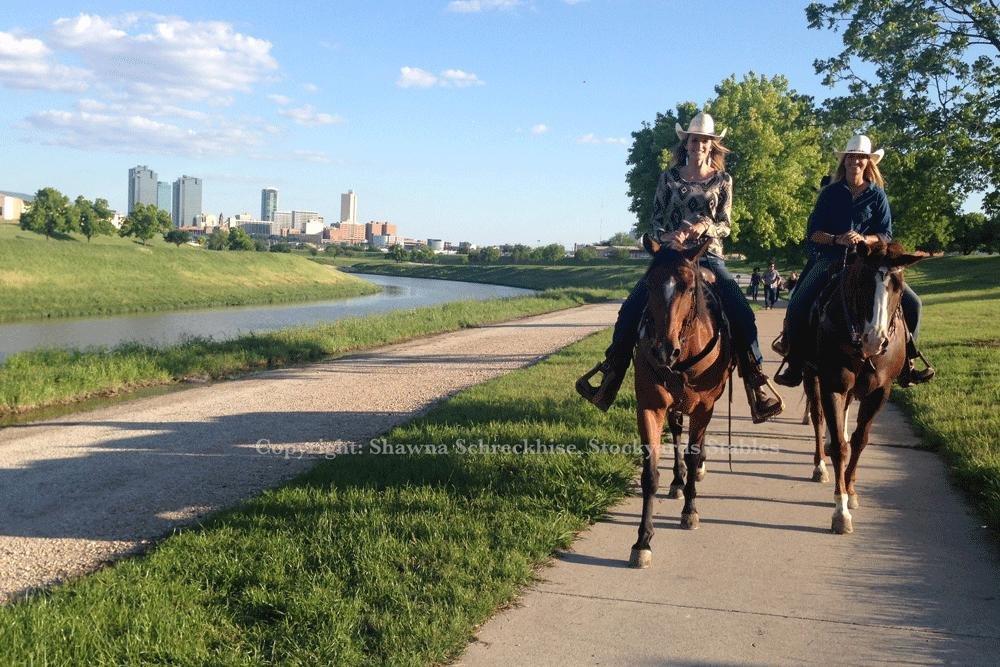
left=835, top=148, right=884, bottom=165
left=675, top=122, right=727, bottom=142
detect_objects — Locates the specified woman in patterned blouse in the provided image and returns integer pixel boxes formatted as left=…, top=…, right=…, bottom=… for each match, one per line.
left=577, top=112, right=783, bottom=423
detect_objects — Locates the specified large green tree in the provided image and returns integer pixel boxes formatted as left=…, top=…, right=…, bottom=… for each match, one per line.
left=120, top=203, right=171, bottom=245
left=19, top=187, right=77, bottom=239
left=807, top=0, right=1000, bottom=247
left=226, top=227, right=256, bottom=251
left=74, top=196, right=115, bottom=242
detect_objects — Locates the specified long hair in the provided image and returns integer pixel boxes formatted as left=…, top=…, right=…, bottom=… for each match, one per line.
left=670, top=136, right=730, bottom=172
left=832, top=157, right=885, bottom=189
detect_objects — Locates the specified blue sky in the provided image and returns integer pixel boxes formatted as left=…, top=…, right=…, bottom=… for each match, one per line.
left=2, top=1, right=852, bottom=246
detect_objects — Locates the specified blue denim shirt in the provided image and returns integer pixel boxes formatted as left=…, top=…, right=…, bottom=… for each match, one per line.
left=806, top=181, right=892, bottom=260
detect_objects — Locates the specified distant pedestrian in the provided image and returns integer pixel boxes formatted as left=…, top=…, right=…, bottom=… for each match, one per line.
left=763, top=262, right=780, bottom=309
left=748, top=267, right=762, bottom=301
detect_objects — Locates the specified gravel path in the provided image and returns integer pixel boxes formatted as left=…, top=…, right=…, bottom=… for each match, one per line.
left=0, top=303, right=619, bottom=602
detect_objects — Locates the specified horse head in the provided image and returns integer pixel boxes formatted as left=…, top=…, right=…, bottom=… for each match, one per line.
left=641, top=234, right=713, bottom=367
left=842, top=240, right=930, bottom=359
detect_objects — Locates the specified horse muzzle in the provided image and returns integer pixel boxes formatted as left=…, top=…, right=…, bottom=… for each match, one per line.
left=652, top=340, right=682, bottom=367
left=860, top=331, right=889, bottom=359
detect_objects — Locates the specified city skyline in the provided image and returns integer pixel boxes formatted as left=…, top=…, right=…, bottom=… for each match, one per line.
left=3, top=2, right=979, bottom=245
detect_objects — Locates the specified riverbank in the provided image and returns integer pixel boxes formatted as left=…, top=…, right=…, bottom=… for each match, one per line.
left=0, top=287, right=613, bottom=418
left=0, top=226, right=378, bottom=322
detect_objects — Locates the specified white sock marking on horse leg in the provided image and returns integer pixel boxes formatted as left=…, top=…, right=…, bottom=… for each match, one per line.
left=843, top=405, right=851, bottom=444
left=834, top=494, right=851, bottom=517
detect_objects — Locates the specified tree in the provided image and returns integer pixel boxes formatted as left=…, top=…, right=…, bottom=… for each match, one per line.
left=389, top=244, right=408, bottom=262
left=470, top=246, right=501, bottom=264
left=74, top=196, right=115, bottom=242
left=270, top=242, right=292, bottom=253
left=19, top=187, right=76, bottom=239
left=164, top=229, right=192, bottom=246
left=226, top=227, right=256, bottom=251
left=574, top=246, right=598, bottom=263
left=509, top=244, right=532, bottom=264
left=205, top=227, right=229, bottom=250
left=119, top=203, right=171, bottom=245
left=538, top=243, right=565, bottom=264
left=807, top=0, right=1000, bottom=246
left=602, top=231, right=638, bottom=247
left=607, top=247, right=632, bottom=263
left=409, top=245, right=436, bottom=263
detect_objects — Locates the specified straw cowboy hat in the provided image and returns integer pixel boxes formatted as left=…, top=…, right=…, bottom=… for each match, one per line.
left=675, top=112, right=727, bottom=141
left=835, top=134, right=884, bottom=165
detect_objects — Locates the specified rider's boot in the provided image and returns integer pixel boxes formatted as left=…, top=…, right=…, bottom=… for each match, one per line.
left=774, top=354, right=804, bottom=387
left=576, top=345, right=631, bottom=412
left=738, top=345, right=784, bottom=424
left=898, top=336, right=935, bottom=387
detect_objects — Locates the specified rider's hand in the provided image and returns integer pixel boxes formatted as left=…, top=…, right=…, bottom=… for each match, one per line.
left=662, top=229, right=689, bottom=249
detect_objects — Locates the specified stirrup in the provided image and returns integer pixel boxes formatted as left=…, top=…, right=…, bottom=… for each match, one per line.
left=771, top=333, right=789, bottom=356
left=575, top=362, right=605, bottom=397
left=746, top=378, right=784, bottom=424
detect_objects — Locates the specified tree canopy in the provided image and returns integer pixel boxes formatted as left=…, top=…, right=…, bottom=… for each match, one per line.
left=19, top=187, right=76, bottom=239
left=119, top=203, right=171, bottom=245
left=75, top=196, right=115, bottom=242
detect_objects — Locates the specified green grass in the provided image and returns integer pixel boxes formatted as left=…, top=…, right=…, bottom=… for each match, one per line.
left=890, top=255, right=1000, bottom=529
left=0, top=331, right=638, bottom=665
left=0, top=226, right=379, bottom=322
left=0, top=288, right=615, bottom=416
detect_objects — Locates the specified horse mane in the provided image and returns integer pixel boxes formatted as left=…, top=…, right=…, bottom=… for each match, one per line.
left=644, top=247, right=710, bottom=321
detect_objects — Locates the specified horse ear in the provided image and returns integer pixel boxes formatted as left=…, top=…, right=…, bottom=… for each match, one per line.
left=681, top=236, right=713, bottom=263
left=642, top=233, right=661, bottom=256
left=887, top=249, right=933, bottom=269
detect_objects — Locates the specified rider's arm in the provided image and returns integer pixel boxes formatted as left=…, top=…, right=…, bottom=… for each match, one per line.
left=650, top=171, right=671, bottom=241
left=860, top=188, right=892, bottom=245
left=691, top=173, right=733, bottom=239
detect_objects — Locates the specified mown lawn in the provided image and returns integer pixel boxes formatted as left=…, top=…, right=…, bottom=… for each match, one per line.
left=0, top=226, right=378, bottom=322
left=891, top=255, right=1000, bottom=529
left=0, top=332, right=637, bottom=665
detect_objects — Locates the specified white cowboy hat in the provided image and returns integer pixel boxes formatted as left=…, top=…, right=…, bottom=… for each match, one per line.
left=835, top=134, right=884, bottom=165
left=675, top=112, right=727, bottom=141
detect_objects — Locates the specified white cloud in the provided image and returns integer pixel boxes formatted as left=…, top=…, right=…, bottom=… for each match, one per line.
left=577, top=133, right=627, bottom=146
left=267, top=93, right=291, bottom=105
left=440, top=69, right=483, bottom=87
left=303, top=82, right=319, bottom=93
left=446, top=0, right=522, bottom=12
left=563, top=0, right=587, bottom=4
left=76, top=97, right=209, bottom=121
left=47, top=13, right=278, bottom=104
left=0, top=30, right=90, bottom=92
left=278, top=104, right=344, bottom=126
left=530, top=123, right=549, bottom=135
left=23, top=108, right=263, bottom=156
left=397, top=66, right=439, bottom=88
left=291, top=149, right=331, bottom=163
left=397, top=66, right=484, bottom=88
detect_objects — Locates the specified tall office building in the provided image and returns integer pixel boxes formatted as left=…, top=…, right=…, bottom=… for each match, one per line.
left=128, top=165, right=158, bottom=213
left=157, top=181, right=172, bottom=217
left=340, top=190, right=357, bottom=225
left=172, top=175, right=203, bottom=227
left=261, top=187, right=278, bottom=222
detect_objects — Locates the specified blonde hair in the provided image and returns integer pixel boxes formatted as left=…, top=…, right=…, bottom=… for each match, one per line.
left=832, top=156, right=885, bottom=189
left=671, top=136, right=730, bottom=172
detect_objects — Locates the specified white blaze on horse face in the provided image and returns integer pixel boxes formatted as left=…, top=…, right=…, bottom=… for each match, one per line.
left=862, top=270, right=891, bottom=357
left=662, top=277, right=676, bottom=304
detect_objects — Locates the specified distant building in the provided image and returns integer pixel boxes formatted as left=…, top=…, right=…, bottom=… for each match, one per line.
left=261, top=187, right=278, bottom=221
left=0, top=190, right=34, bottom=222
left=128, top=165, right=157, bottom=213
left=327, top=221, right=367, bottom=245
left=237, top=221, right=278, bottom=237
left=273, top=210, right=323, bottom=231
left=427, top=239, right=444, bottom=252
left=340, top=190, right=357, bottom=225
left=172, top=175, right=202, bottom=228
left=157, top=181, right=172, bottom=217
left=365, top=220, right=397, bottom=242
left=369, top=234, right=400, bottom=249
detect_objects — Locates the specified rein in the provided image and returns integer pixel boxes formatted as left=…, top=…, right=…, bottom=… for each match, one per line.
left=827, top=264, right=902, bottom=368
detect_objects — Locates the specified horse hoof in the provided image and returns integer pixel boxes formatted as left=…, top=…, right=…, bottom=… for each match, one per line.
left=681, top=512, right=700, bottom=530
left=666, top=484, right=683, bottom=499
left=629, top=548, right=652, bottom=569
left=831, top=512, right=854, bottom=534
left=695, top=464, right=707, bottom=482
left=848, top=493, right=860, bottom=510
left=811, top=462, right=829, bottom=483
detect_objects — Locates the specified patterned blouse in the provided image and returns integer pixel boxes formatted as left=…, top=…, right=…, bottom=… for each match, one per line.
left=650, top=166, right=733, bottom=257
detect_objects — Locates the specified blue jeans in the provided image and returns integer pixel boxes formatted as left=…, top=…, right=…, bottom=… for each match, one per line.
left=607, top=255, right=764, bottom=364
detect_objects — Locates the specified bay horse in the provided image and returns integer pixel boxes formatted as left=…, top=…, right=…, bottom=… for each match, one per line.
left=630, top=235, right=732, bottom=568
left=801, top=240, right=929, bottom=533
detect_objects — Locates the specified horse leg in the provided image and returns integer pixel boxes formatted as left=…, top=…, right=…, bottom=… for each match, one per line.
left=845, top=387, right=888, bottom=511
left=822, top=390, right=853, bottom=534
left=804, top=372, right=828, bottom=483
left=630, top=407, right=665, bottom=568
left=681, top=406, right=713, bottom=530
left=666, top=411, right=685, bottom=499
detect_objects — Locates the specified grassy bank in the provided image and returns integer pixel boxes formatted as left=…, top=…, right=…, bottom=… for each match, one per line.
left=0, top=332, right=637, bottom=665
left=0, top=226, right=378, bottom=322
left=891, top=255, right=1000, bottom=529
left=0, top=288, right=614, bottom=416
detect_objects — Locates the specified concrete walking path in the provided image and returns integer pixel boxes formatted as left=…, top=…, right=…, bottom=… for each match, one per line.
left=0, top=303, right=619, bottom=602
left=461, top=307, right=1000, bottom=665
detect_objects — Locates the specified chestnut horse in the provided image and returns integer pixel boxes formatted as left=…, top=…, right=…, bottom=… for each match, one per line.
left=630, top=235, right=732, bottom=568
left=800, top=241, right=929, bottom=533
